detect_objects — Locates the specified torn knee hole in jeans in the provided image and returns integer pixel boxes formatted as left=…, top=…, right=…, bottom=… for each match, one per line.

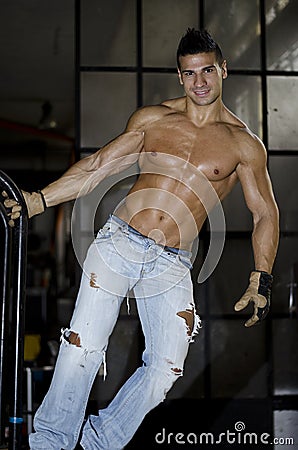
left=90, top=272, right=100, bottom=288
left=61, top=329, right=108, bottom=379
left=177, top=308, right=194, bottom=337
left=171, top=367, right=183, bottom=375
left=166, top=358, right=183, bottom=376
left=63, top=330, right=81, bottom=347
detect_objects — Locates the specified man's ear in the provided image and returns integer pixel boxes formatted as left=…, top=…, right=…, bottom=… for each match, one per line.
left=177, top=69, right=183, bottom=85
left=221, top=60, right=228, bottom=79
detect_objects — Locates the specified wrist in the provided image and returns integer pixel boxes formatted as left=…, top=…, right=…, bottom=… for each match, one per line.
left=253, top=269, right=273, bottom=276
left=253, top=269, right=273, bottom=279
left=21, top=190, right=46, bottom=218
left=37, top=190, right=47, bottom=210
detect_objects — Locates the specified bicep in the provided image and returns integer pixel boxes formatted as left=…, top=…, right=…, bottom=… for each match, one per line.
left=90, top=104, right=168, bottom=172
left=236, top=153, right=277, bottom=221
left=93, top=130, right=144, bottom=173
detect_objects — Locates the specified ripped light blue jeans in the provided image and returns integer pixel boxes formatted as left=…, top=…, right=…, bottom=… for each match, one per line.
left=29, top=215, right=201, bottom=450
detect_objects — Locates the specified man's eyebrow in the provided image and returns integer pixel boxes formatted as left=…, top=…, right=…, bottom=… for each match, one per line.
left=181, top=65, right=216, bottom=73
left=203, top=65, right=216, bottom=70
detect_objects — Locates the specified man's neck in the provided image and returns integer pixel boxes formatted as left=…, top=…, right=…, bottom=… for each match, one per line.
left=185, top=97, right=226, bottom=126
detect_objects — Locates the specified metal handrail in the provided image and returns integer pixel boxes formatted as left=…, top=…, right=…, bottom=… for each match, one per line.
left=0, top=170, right=28, bottom=450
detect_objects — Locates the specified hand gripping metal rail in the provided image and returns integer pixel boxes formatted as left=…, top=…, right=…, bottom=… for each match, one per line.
left=0, top=170, right=28, bottom=450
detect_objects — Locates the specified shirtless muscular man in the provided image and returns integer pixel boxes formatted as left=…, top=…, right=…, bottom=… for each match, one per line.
left=5, top=29, right=279, bottom=450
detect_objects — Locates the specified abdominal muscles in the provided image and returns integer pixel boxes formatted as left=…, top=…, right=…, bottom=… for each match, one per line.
left=115, top=175, right=208, bottom=249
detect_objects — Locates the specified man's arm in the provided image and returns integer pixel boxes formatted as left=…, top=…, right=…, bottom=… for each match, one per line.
left=4, top=109, right=146, bottom=221
left=41, top=102, right=173, bottom=208
left=233, top=133, right=279, bottom=327
left=4, top=104, right=170, bottom=221
left=42, top=115, right=145, bottom=208
left=236, top=134, right=279, bottom=274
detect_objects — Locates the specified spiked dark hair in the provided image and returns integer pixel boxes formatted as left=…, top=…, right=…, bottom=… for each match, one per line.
left=176, top=28, right=223, bottom=68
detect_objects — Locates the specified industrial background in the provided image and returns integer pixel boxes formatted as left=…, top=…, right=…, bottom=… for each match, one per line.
left=0, top=0, right=297, bottom=448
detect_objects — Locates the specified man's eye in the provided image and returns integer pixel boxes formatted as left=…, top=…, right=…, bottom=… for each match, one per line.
left=184, top=72, right=194, bottom=76
left=204, top=68, right=214, bottom=73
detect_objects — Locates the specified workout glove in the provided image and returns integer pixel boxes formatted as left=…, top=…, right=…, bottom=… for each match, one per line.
left=234, top=270, right=273, bottom=327
left=3, top=190, right=47, bottom=225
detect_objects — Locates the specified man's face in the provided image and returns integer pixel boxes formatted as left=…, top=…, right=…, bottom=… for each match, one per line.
left=177, top=52, right=227, bottom=106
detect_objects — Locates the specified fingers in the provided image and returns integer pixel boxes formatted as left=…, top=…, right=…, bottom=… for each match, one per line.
left=234, top=295, right=256, bottom=326
left=4, top=198, right=20, bottom=208
left=234, top=294, right=251, bottom=312
left=245, top=295, right=268, bottom=327
left=235, top=295, right=268, bottom=327
left=2, top=190, right=20, bottom=208
left=9, top=210, right=21, bottom=219
left=234, top=271, right=272, bottom=327
left=245, top=317, right=259, bottom=327
left=234, top=294, right=262, bottom=327
left=244, top=305, right=260, bottom=327
left=1, top=190, right=22, bottom=227
left=4, top=201, right=21, bottom=219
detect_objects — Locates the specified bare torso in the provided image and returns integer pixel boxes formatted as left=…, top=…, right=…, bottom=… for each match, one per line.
left=116, top=98, right=247, bottom=250
left=38, top=52, right=278, bottom=273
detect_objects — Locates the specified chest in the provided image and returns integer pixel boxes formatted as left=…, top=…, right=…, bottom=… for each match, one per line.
left=142, top=118, right=240, bottom=181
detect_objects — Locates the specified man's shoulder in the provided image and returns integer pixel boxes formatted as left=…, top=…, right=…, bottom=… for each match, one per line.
left=161, top=96, right=187, bottom=112
left=220, top=108, right=267, bottom=165
left=224, top=107, right=263, bottom=148
left=128, top=103, right=175, bottom=129
left=233, top=124, right=267, bottom=165
left=140, top=96, right=187, bottom=117
left=234, top=124, right=264, bottom=151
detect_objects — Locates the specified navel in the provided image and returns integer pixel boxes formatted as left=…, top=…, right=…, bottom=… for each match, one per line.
left=214, top=168, right=219, bottom=175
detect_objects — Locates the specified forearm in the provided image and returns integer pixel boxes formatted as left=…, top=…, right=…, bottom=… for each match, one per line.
left=252, top=212, right=279, bottom=274
left=41, top=156, right=104, bottom=207
left=41, top=131, right=143, bottom=207
left=4, top=130, right=143, bottom=221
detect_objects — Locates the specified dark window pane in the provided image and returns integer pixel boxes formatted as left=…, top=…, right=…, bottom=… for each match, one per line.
left=81, top=72, right=137, bottom=147
left=142, top=0, right=199, bottom=68
left=262, top=157, right=298, bottom=314
left=222, top=183, right=253, bottom=232
left=270, top=236, right=298, bottom=315
left=268, top=156, right=298, bottom=232
left=210, top=320, right=267, bottom=398
left=274, top=410, right=298, bottom=441
left=90, top=317, right=141, bottom=404
left=223, top=75, right=262, bottom=138
left=268, top=77, right=298, bottom=150
left=205, top=0, right=261, bottom=69
left=169, top=326, right=205, bottom=399
left=266, top=0, right=298, bottom=70
left=273, top=319, right=298, bottom=395
left=81, top=0, right=137, bottom=66
left=143, top=73, right=184, bottom=105
left=207, top=239, right=254, bottom=316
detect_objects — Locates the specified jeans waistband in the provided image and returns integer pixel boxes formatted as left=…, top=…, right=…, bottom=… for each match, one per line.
left=110, top=215, right=191, bottom=258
